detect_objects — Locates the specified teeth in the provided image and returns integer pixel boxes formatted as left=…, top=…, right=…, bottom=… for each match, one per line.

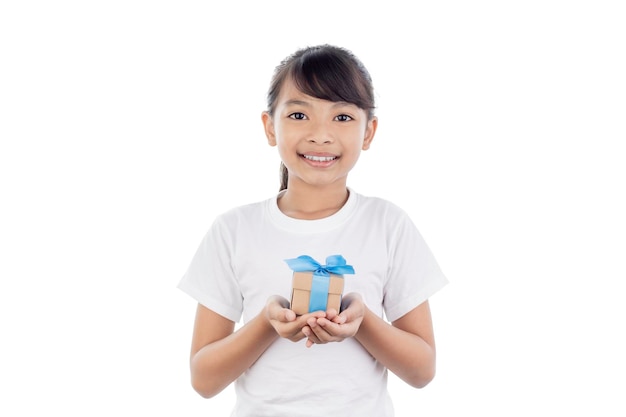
left=303, top=155, right=336, bottom=162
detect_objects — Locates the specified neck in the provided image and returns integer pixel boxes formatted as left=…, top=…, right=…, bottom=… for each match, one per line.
left=278, top=182, right=349, bottom=220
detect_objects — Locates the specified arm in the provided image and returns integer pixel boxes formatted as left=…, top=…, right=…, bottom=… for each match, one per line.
left=303, top=293, right=437, bottom=388
left=189, top=303, right=274, bottom=398
left=357, top=300, right=436, bottom=388
left=188, top=296, right=325, bottom=398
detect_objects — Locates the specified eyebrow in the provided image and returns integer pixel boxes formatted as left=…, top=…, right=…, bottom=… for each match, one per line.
left=284, top=99, right=310, bottom=107
left=283, top=99, right=356, bottom=109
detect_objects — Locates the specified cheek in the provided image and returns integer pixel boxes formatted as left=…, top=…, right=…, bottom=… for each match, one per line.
left=275, top=129, right=301, bottom=154
left=274, top=125, right=293, bottom=144
left=275, top=140, right=296, bottom=164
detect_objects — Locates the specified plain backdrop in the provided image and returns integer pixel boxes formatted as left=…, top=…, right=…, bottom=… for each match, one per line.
left=1, top=1, right=625, bottom=415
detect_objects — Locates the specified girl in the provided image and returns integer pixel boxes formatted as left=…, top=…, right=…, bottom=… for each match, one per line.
left=178, top=44, right=448, bottom=416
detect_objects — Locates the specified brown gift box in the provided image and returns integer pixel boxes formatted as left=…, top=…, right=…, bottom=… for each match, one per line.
left=290, top=271, right=344, bottom=315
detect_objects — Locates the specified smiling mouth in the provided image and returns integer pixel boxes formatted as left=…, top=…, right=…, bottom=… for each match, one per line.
left=302, top=154, right=338, bottom=162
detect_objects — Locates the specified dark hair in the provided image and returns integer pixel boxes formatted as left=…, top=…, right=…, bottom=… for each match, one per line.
left=266, top=44, right=376, bottom=191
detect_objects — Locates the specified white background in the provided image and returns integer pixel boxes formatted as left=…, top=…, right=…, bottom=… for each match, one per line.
left=1, top=1, right=625, bottom=415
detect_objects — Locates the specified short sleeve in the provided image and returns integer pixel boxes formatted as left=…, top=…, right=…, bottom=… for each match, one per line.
left=383, top=212, right=448, bottom=322
left=177, top=216, right=243, bottom=322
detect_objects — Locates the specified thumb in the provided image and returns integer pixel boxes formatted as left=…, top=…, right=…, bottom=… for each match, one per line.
left=333, top=310, right=348, bottom=324
left=283, top=308, right=296, bottom=322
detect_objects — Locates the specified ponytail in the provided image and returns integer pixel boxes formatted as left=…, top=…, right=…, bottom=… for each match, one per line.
left=279, top=162, right=288, bottom=191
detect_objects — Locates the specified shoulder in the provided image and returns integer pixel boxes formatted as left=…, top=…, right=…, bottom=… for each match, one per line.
left=353, top=191, right=412, bottom=221
left=207, top=195, right=274, bottom=237
left=351, top=191, right=423, bottom=243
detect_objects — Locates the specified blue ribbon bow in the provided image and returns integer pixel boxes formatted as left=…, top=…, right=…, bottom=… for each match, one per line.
left=285, top=255, right=355, bottom=312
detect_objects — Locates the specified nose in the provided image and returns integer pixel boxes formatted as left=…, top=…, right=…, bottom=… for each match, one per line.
left=307, top=120, right=334, bottom=144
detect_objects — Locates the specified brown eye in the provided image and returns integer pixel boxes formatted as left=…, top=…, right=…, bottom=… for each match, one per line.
left=289, top=112, right=306, bottom=120
left=335, top=114, right=352, bottom=122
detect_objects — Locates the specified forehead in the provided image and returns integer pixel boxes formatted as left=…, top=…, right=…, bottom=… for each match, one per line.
left=276, top=77, right=358, bottom=110
left=276, top=78, right=317, bottom=103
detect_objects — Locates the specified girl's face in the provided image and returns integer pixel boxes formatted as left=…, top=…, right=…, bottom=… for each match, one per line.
left=262, top=78, right=377, bottom=190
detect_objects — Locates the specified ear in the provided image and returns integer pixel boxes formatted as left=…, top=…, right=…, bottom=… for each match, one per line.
left=361, top=117, right=378, bottom=151
left=262, top=111, right=277, bottom=147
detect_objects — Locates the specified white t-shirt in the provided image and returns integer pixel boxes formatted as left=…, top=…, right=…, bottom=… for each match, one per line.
left=178, top=189, right=448, bottom=416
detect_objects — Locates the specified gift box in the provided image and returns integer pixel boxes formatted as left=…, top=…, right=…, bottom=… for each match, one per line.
left=291, top=271, right=345, bottom=315
left=284, top=255, right=355, bottom=315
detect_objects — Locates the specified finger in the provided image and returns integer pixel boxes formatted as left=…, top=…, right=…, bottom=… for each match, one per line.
left=317, top=317, right=342, bottom=334
left=270, top=308, right=296, bottom=324
left=302, top=326, right=322, bottom=345
left=305, top=309, right=328, bottom=328
left=308, top=319, right=335, bottom=342
left=309, top=310, right=328, bottom=320
left=325, top=308, right=339, bottom=320
left=283, top=308, right=296, bottom=322
left=330, top=311, right=347, bottom=324
left=317, top=317, right=355, bottom=340
left=336, top=304, right=356, bottom=324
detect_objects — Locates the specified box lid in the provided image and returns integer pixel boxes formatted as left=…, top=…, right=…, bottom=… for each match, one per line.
left=292, top=271, right=344, bottom=294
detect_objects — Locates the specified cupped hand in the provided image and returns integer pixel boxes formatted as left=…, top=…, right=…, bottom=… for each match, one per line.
left=301, top=292, right=365, bottom=348
left=265, top=295, right=326, bottom=343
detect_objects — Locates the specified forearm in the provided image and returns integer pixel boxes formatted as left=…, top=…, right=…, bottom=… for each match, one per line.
left=191, top=312, right=278, bottom=398
left=355, top=308, right=436, bottom=388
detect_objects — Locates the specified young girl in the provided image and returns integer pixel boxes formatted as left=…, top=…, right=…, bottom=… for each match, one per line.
left=178, top=44, right=448, bottom=416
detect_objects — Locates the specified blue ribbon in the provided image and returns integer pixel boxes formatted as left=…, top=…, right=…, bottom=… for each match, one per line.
left=285, top=255, right=355, bottom=312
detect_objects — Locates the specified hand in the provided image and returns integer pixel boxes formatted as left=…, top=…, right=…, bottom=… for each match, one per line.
left=301, top=292, right=365, bottom=348
left=265, top=295, right=326, bottom=343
